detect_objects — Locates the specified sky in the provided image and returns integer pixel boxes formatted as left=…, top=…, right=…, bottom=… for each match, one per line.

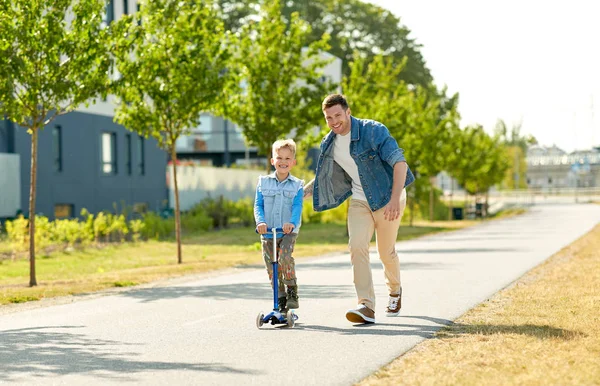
left=367, top=0, right=600, bottom=153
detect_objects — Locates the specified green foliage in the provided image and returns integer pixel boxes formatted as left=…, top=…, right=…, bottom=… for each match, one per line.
left=215, top=0, right=431, bottom=86
left=495, top=120, right=531, bottom=189
left=52, top=218, right=82, bottom=248
left=180, top=212, right=213, bottom=234
left=4, top=216, right=28, bottom=253
left=112, top=0, right=233, bottom=152
left=188, top=196, right=254, bottom=230
left=280, top=0, right=431, bottom=86
left=450, top=125, right=510, bottom=195
left=227, top=1, right=333, bottom=164
left=140, top=212, right=174, bottom=241
left=230, top=197, right=255, bottom=227
left=0, top=0, right=113, bottom=125
left=128, top=219, right=145, bottom=243
left=93, top=212, right=110, bottom=243
left=302, top=198, right=347, bottom=224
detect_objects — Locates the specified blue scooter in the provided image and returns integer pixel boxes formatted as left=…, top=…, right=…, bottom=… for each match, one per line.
left=256, top=227, right=299, bottom=328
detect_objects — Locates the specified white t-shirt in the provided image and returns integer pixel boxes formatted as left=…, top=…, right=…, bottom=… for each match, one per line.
left=333, top=133, right=367, bottom=202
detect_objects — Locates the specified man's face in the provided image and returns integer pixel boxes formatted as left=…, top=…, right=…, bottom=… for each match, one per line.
left=271, top=147, right=296, bottom=175
left=323, top=104, right=351, bottom=135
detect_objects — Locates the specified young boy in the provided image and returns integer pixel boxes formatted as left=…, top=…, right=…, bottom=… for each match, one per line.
left=254, top=139, right=304, bottom=311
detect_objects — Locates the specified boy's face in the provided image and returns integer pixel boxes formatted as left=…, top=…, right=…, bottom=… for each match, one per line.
left=271, top=147, right=296, bottom=175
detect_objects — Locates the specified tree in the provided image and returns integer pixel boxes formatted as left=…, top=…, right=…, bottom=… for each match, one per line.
left=279, top=0, right=432, bottom=86
left=228, top=1, right=333, bottom=172
left=0, top=0, right=113, bottom=286
left=215, top=0, right=431, bottom=86
left=112, top=0, right=233, bottom=264
left=451, top=125, right=509, bottom=210
left=398, top=85, right=460, bottom=222
left=495, top=119, right=535, bottom=189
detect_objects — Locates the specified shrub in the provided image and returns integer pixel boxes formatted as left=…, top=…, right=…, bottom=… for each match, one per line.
left=141, top=212, right=174, bottom=240
left=4, top=215, right=28, bottom=253
left=53, top=218, right=84, bottom=247
left=129, top=219, right=145, bottom=243
left=181, top=211, right=212, bottom=233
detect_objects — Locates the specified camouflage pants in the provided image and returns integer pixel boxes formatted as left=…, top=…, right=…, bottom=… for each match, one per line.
left=261, top=233, right=297, bottom=294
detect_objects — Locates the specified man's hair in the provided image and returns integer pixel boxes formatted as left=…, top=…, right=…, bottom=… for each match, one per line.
left=272, top=139, right=297, bottom=158
left=322, top=94, right=349, bottom=111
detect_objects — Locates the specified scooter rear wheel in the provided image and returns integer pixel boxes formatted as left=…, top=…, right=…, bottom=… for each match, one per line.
left=286, top=310, right=295, bottom=328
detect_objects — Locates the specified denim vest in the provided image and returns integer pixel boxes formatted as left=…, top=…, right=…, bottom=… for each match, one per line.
left=254, top=173, right=304, bottom=238
left=313, top=116, right=415, bottom=212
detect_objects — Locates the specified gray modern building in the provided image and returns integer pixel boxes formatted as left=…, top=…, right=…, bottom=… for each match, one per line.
left=0, top=110, right=167, bottom=220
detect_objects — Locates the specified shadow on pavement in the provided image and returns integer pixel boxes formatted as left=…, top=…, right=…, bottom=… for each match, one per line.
left=403, top=315, right=582, bottom=340
left=236, top=261, right=453, bottom=271
left=0, top=326, right=257, bottom=382
left=120, top=283, right=357, bottom=303
left=293, top=315, right=581, bottom=340
left=396, top=247, right=524, bottom=254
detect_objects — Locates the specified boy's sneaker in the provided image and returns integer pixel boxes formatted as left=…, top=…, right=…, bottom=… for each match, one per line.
left=278, top=297, right=287, bottom=312
left=346, top=304, right=375, bottom=324
left=286, top=286, right=299, bottom=309
left=385, top=293, right=401, bottom=317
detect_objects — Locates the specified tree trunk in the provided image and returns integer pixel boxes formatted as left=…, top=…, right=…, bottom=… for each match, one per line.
left=485, top=191, right=489, bottom=218
left=465, top=190, right=469, bottom=218
left=448, top=179, right=454, bottom=221
left=171, top=147, right=182, bottom=264
left=29, top=128, right=38, bottom=287
left=429, top=175, right=435, bottom=222
left=409, top=185, right=415, bottom=227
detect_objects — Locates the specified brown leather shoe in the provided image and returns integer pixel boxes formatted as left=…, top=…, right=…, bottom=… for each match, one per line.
left=346, top=304, right=375, bottom=324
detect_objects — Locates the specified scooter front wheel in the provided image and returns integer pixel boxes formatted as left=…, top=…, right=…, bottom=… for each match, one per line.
left=256, top=312, right=265, bottom=329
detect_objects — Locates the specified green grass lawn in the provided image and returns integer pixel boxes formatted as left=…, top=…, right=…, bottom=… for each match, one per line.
left=0, top=219, right=479, bottom=305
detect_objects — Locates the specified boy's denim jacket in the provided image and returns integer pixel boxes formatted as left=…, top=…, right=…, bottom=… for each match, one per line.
left=254, top=173, right=304, bottom=238
left=313, top=116, right=415, bottom=212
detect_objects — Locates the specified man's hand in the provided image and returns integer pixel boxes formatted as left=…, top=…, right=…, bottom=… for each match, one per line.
left=303, top=179, right=314, bottom=198
left=256, top=223, right=267, bottom=234
left=282, top=223, right=295, bottom=234
left=383, top=196, right=402, bottom=221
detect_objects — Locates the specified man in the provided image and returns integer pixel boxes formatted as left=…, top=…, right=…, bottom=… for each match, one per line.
left=304, top=94, right=415, bottom=324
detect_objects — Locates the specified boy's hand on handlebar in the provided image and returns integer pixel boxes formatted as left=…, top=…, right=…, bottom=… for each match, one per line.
left=282, top=223, right=295, bottom=234
left=256, top=223, right=267, bottom=234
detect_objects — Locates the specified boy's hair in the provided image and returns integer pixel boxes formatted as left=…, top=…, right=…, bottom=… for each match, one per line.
left=322, top=94, right=349, bottom=111
left=272, top=139, right=297, bottom=158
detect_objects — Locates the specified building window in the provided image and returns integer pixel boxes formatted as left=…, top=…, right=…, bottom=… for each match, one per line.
left=53, top=125, right=62, bottom=172
left=54, top=204, right=74, bottom=219
left=102, top=132, right=117, bottom=175
left=137, top=135, right=145, bottom=175
left=123, top=0, right=128, bottom=14
left=125, top=133, right=132, bottom=175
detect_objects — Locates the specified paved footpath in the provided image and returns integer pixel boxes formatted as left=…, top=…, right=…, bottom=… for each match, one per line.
left=1, top=204, right=599, bottom=385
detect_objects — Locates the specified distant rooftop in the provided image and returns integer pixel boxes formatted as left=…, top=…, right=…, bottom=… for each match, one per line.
left=527, top=145, right=600, bottom=166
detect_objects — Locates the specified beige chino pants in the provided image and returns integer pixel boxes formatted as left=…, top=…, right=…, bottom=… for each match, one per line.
left=347, top=189, right=407, bottom=311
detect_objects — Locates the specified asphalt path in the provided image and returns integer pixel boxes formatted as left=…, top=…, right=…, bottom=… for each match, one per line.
left=1, top=203, right=599, bottom=385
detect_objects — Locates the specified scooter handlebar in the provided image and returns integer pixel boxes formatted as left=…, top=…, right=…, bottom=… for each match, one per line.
left=255, top=227, right=284, bottom=234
